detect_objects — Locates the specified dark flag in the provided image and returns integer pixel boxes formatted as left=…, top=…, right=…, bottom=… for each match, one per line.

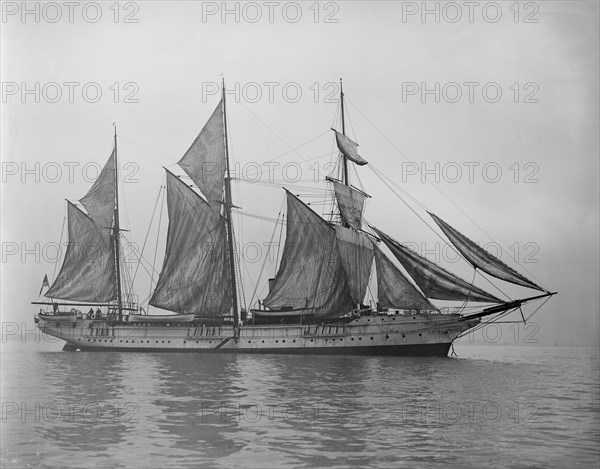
left=39, top=274, right=49, bottom=296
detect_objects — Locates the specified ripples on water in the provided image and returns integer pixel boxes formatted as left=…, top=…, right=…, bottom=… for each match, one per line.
left=1, top=342, right=598, bottom=468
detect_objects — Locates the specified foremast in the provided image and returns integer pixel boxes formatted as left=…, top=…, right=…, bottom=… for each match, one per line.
left=222, top=79, right=240, bottom=332
left=340, top=78, right=349, bottom=188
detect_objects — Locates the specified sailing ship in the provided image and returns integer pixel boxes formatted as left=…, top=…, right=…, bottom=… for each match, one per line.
left=33, top=79, right=556, bottom=355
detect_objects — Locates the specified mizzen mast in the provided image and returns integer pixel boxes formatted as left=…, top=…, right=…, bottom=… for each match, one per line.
left=222, top=78, right=240, bottom=331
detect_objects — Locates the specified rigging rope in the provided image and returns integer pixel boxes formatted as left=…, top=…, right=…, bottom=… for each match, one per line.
left=347, top=95, right=548, bottom=291
left=131, top=181, right=165, bottom=285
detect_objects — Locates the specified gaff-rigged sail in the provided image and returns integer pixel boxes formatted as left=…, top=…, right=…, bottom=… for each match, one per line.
left=79, top=150, right=116, bottom=242
left=334, top=130, right=368, bottom=166
left=374, top=248, right=435, bottom=311
left=373, top=227, right=501, bottom=303
left=178, top=101, right=226, bottom=211
left=332, top=181, right=367, bottom=230
left=428, top=212, right=544, bottom=291
left=45, top=202, right=116, bottom=302
left=264, top=192, right=375, bottom=317
left=263, top=192, right=352, bottom=317
left=149, top=171, right=231, bottom=317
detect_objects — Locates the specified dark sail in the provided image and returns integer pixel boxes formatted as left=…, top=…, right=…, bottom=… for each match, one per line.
left=263, top=192, right=353, bottom=317
left=373, top=227, right=501, bottom=303
left=429, top=212, right=544, bottom=291
left=178, top=101, right=226, bottom=211
left=45, top=202, right=116, bottom=302
left=335, top=226, right=375, bottom=304
left=149, top=171, right=231, bottom=317
left=79, top=150, right=116, bottom=242
left=374, top=248, right=435, bottom=310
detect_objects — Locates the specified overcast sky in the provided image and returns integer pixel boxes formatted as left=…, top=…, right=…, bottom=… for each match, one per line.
left=2, top=1, right=598, bottom=346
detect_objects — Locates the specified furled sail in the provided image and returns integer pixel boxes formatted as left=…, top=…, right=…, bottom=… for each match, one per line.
left=149, top=171, right=231, bottom=317
left=178, top=101, right=226, bottom=210
left=428, top=212, right=544, bottom=291
left=333, top=181, right=367, bottom=230
left=373, top=227, right=501, bottom=303
left=335, top=226, right=375, bottom=304
left=79, top=150, right=116, bottom=242
left=374, top=248, right=435, bottom=311
left=263, top=192, right=353, bottom=317
left=334, top=130, right=368, bottom=165
left=45, top=202, right=116, bottom=302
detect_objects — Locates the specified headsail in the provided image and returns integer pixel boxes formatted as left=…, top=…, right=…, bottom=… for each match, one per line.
left=332, top=180, right=367, bottom=230
left=45, top=202, right=116, bottom=302
left=373, top=227, right=501, bottom=303
left=334, top=130, right=368, bottom=166
left=149, top=171, right=231, bottom=317
left=428, top=212, right=544, bottom=291
left=374, top=248, right=435, bottom=311
left=79, top=150, right=116, bottom=242
left=178, top=101, right=226, bottom=211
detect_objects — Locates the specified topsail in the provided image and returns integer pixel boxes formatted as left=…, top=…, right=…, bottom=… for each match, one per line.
left=429, top=212, right=544, bottom=291
left=334, top=130, right=368, bottom=166
left=373, top=227, right=501, bottom=303
left=332, top=180, right=367, bottom=230
left=79, top=150, right=116, bottom=242
left=178, top=101, right=226, bottom=211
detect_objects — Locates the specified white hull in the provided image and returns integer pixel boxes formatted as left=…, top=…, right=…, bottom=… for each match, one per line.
left=36, top=313, right=480, bottom=356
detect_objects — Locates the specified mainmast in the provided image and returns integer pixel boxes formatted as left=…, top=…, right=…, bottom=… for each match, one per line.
left=340, top=78, right=349, bottom=187
left=113, top=125, right=123, bottom=321
left=222, top=79, right=240, bottom=331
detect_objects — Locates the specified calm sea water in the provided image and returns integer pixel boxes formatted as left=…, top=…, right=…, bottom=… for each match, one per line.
left=1, top=340, right=598, bottom=468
